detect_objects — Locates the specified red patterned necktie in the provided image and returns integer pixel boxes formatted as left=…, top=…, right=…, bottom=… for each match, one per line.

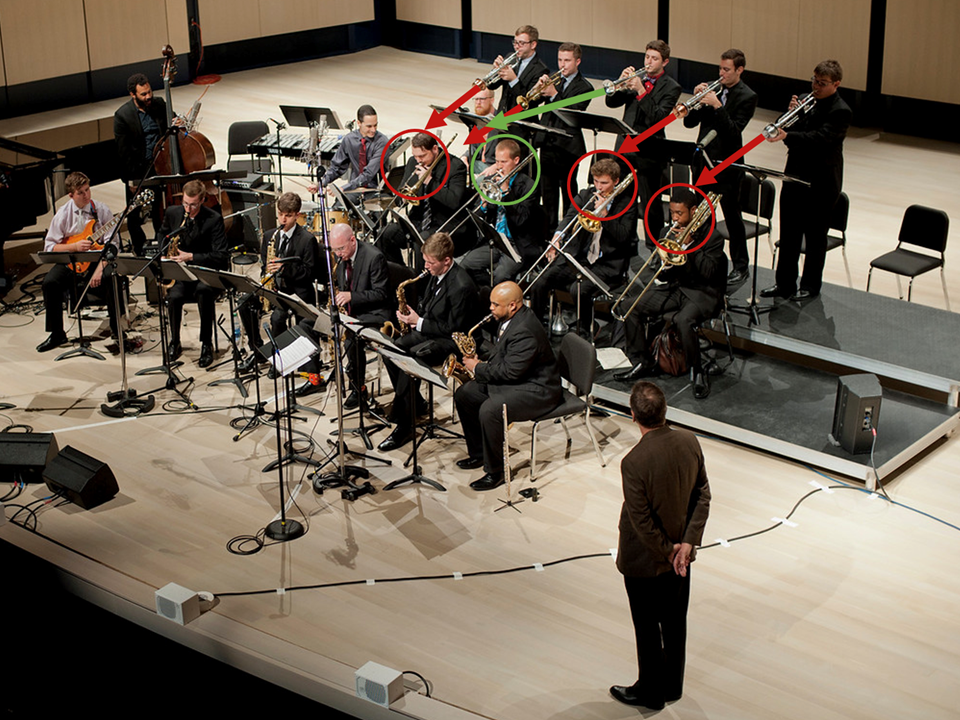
left=358, top=138, right=368, bottom=174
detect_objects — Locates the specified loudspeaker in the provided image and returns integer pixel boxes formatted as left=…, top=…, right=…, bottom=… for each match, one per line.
left=155, top=582, right=200, bottom=625
left=355, top=661, right=404, bottom=708
left=0, top=432, right=60, bottom=483
left=830, top=374, right=882, bottom=455
left=43, top=446, right=119, bottom=509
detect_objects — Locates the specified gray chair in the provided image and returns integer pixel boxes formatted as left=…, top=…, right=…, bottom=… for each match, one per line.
left=525, top=332, right=605, bottom=481
left=867, top=205, right=950, bottom=310
left=774, top=191, right=852, bottom=286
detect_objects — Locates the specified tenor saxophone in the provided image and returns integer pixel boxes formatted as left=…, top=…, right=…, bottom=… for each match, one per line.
left=394, top=270, right=429, bottom=335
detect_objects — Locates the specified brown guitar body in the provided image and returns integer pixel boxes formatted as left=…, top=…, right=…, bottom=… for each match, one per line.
left=65, top=219, right=101, bottom=273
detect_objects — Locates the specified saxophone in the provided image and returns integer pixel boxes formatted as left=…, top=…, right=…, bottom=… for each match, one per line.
left=389, top=269, right=428, bottom=336
left=260, top=229, right=280, bottom=312
left=442, top=313, right=494, bottom=382
left=161, top=211, right=190, bottom=289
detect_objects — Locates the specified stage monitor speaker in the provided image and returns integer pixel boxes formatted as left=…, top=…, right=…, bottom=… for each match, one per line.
left=829, top=374, right=882, bottom=455
left=155, top=582, right=200, bottom=625
left=43, top=446, right=119, bottom=509
left=355, top=661, right=403, bottom=708
left=0, top=432, right=60, bottom=483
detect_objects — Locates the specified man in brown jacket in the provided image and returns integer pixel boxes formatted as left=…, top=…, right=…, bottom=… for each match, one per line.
left=611, top=381, right=711, bottom=710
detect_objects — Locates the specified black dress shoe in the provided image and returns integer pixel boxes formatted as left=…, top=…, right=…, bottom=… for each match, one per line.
left=168, top=341, right=182, bottom=361
left=609, top=685, right=664, bottom=710
left=469, top=473, right=505, bottom=491
left=613, top=359, right=659, bottom=382
left=791, top=288, right=818, bottom=301
left=36, top=333, right=68, bottom=353
left=694, top=369, right=711, bottom=399
left=759, top=285, right=789, bottom=298
left=456, top=456, right=484, bottom=470
left=727, top=268, right=749, bottom=285
left=377, top=426, right=414, bottom=452
left=295, top=378, right=327, bottom=397
left=198, top=343, right=214, bottom=368
left=344, top=388, right=367, bottom=409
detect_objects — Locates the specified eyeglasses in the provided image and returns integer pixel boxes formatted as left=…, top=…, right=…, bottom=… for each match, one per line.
left=512, top=39, right=531, bottom=47
left=811, top=76, right=836, bottom=88
left=183, top=200, right=202, bottom=209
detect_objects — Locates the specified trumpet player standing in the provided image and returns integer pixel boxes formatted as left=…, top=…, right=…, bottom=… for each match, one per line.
left=676, top=49, right=757, bottom=286
left=454, top=281, right=561, bottom=491
left=762, top=60, right=850, bottom=302
left=486, top=25, right=549, bottom=122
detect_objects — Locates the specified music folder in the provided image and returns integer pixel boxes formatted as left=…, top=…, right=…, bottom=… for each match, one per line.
left=280, top=105, right=343, bottom=130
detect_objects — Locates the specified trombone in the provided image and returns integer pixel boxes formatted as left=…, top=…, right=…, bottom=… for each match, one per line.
left=518, top=71, right=563, bottom=110
left=763, top=92, right=816, bottom=138
left=475, top=51, right=521, bottom=88
left=397, top=133, right=457, bottom=205
left=610, top=192, right=721, bottom=321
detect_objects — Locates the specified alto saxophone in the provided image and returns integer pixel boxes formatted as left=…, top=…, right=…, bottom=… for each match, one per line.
left=442, top=313, right=494, bottom=382
left=260, top=229, right=280, bottom=312
left=392, top=269, right=429, bottom=336
left=160, top=212, right=188, bottom=290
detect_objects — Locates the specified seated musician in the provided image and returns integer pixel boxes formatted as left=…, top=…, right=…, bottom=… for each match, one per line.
left=157, top=179, right=228, bottom=368
left=459, top=138, right=542, bottom=287
left=309, top=104, right=387, bottom=194
left=377, top=132, right=469, bottom=268
left=613, top=189, right=728, bottom=399
left=37, top=172, right=125, bottom=352
left=455, top=281, right=561, bottom=491
left=378, top=232, right=480, bottom=452
left=330, top=222, right=390, bottom=408
left=239, top=192, right=320, bottom=377
left=529, top=158, right=637, bottom=332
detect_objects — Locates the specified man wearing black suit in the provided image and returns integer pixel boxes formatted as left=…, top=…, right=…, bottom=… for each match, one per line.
left=610, top=381, right=710, bottom=711
left=239, top=192, right=320, bottom=372
left=677, top=49, right=758, bottom=285
left=378, top=233, right=480, bottom=452
left=460, top=138, right=541, bottom=286
left=114, top=73, right=168, bottom=255
left=331, top=223, right=390, bottom=408
left=535, top=42, right=594, bottom=233
left=614, top=190, right=728, bottom=399
left=530, top=158, right=638, bottom=331
left=762, top=59, right=851, bottom=302
left=605, top=40, right=681, bottom=248
left=455, top=281, right=561, bottom=491
left=486, top=25, right=550, bottom=122
left=157, top=179, right=228, bottom=368
left=378, top=133, right=470, bottom=267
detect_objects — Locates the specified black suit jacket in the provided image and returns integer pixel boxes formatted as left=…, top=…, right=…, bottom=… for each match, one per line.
left=683, top=80, right=758, bottom=186
left=480, top=172, right=542, bottom=263
left=114, top=97, right=169, bottom=183
left=157, top=205, right=228, bottom=270
left=402, top=153, right=469, bottom=237
left=538, top=71, right=594, bottom=156
left=560, top=186, right=639, bottom=275
left=606, top=74, right=681, bottom=170
left=618, top=425, right=711, bottom=578
left=671, top=228, right=728, bottom=317
left=262, top=224, right=319, bottom=303
left=474, top=305, right=561, bottom=409
left=416, top=261, right=479, bottom=339
left=488, top=53, right=550, bottom=115
left=783, top=92, right=851, bottom=197
left=337, top=240, right=390, bottom=323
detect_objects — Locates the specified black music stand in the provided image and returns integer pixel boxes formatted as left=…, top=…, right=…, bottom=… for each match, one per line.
left=551, top=109, right=634, bottom=153
left=378, top=346, right=449, bottom=492
left=280, top=105, right=343, bottom=130
left=35, top=250, right=107, bottom=361
left=387, top=208, right=426, bottom=268
left=468, top=209, right=522, bottom=286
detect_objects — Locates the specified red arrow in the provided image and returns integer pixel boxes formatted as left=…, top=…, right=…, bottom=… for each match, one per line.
left=463, top=103, right=524, bottom=144
left=695, top=132, right=766, bottom=187
left=426, top=85, right=484, bottom=129
left=619, top=113, right=678, bottom=154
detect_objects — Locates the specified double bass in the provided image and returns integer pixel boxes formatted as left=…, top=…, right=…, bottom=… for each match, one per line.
left=153, top=45, right=232, bottom=229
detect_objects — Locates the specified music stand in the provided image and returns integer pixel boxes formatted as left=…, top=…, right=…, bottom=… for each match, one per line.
left=35, top=250, right=108, bottom=361
left=280, top=105, right=343, bottom=130
left=387, top=208, right=426, bottom=268
left=467, top=209, right=522, bottom=286
left=551, top=109, right=634, bottom=153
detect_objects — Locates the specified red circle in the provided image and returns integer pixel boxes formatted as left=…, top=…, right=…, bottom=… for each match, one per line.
left=564, top=150, right=639, bottom=224
left=380, top=129, right=451, bottom=203
left=645, top=183, right=718, bottom=255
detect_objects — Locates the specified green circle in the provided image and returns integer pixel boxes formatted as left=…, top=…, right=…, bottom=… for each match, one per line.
left=470, top=133, right=541, bottom=207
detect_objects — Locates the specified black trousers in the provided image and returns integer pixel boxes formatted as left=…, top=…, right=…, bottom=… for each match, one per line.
left=166, top=279, right=219, bottom=345
left=775, top=181, right=839, bottom=296
left=42, top=262, right=124, bottom=337
left=540, top=145, right=579, bottom=235
left=623, top=287, right=707, bottom=372
left=623, top=569, right=691, bottom=704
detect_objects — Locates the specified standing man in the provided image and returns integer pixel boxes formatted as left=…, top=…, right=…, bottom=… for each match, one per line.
left=486, top=25, right=549, bottom=120
left=536, top=42, right=594, bottom=233
left=611, top=380, right=711, bottom=711
left=462, top=90, right=498, bottom=176
left=114, top=73, right=167, bottom=255
left=605, top=40, right=681, bottom=248
left=330, top=222, right=390, bottom=408
left=314, top=104, right=387, bottom=193
left=762, top=60, right=850, bottom=301
left=157, top=179, right=228, bottom=367
left=455, top=281, right=561, bottom=491
left=676, top=48, right=757, bottom=285
left=37, top=172, right=124, bottom=352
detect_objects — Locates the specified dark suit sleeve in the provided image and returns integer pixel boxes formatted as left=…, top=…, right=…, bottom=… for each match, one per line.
left=474, top=326, right=540, bottom=385
left=683, top=455, right=712, bottom=552
left=635, top=81, right=681, bottom=130
left=113, top=105, right=139, bottom=183
left=191, top=212, right=228, bottom=269
left=715, top=88, right=758, bottom=136
left=352, top=248, right=389, bottom=308
left=419, top=273, right=476, bottom=338
left=605, top=88, right=634, bottom=110
left=783, top=104, right=851, bottom=150
left=280, top=227, right=318, bottom=288
left=621, top=456, right=675, bottom=561
left=429, top=156, right=467, bottom=213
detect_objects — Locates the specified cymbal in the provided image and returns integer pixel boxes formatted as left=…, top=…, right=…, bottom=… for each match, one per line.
left=363, top=195, right=394, bottom=211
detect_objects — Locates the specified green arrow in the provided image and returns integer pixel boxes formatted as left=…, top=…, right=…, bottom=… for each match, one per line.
left=485, top=87, right=607, bottom=131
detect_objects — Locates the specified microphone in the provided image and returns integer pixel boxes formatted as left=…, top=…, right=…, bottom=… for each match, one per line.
left=269, top=117, right=287, bottom=130
left=696, top=129, right=718, bottom=150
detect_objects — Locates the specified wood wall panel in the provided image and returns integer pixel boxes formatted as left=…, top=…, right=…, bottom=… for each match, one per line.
left=259, top=0, right=324, bottom=37
left=472, top=0, right=533, bottom=37
left=0, top=0, right=89, bottom=85
left=85, top=0, right=172, bottom=71
left=593, top=0, right=658, bottom=54
left=198, top=0, right=261, bottom=45
left=199, top=0, right=374, bottom=46
left=166, top=0, right=190, bottom=53
left=730, top=0, right=800, bottom=79
left=529, top=0, right=592, bottom=48
left=883, top=0, right=960, bottom=103
left=397, top=0, right=460, bottom=29
left=670, top=0, right=734, bottom=65
left=797, top=0, right=868, bottom=91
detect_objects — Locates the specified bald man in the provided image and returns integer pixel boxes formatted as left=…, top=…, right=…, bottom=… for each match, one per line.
left=454, top=281, right=562, bottom=491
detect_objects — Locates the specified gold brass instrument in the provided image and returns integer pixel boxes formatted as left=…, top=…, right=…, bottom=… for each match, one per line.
left=610, top=192, right=721, bottom=321
left=518, top=70, right=563, bottom=110
left=475, top=51, right=521, bottom=88
left=603, top=65, right=652, bottom=95
left=674, top=78, right=723, bottom=116
left=763, top=92, right=816, bottom=138
left=260, top=228, right=281, bottom=312
left=575, top=173, right=635, bottom=234
left=398, top=133, right=457, bottom=206
left=442, top=313, right=494, bottom=383
left=160, top=213, right=189, bottom=289
left=478, top=152, right=536, bottom=203
left=395, top=269, right=429, bottom=335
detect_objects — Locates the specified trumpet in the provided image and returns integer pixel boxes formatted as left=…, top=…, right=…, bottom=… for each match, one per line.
left=763, top=92, right=816, bottom=138
left=475, top=51, right=521, bottom=88
left=610, top=192, right=721, bottom=321
left=674, top=78, right=723, bottom=116
left=398, top=133, right=457, bottom=205
left=442, top=313, right=494, bottom=383
left=518, top=71, right=563, bottom=110
left=603, top=65, right=652, bottom=95
left=478, top=153, right=536, bottom=202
